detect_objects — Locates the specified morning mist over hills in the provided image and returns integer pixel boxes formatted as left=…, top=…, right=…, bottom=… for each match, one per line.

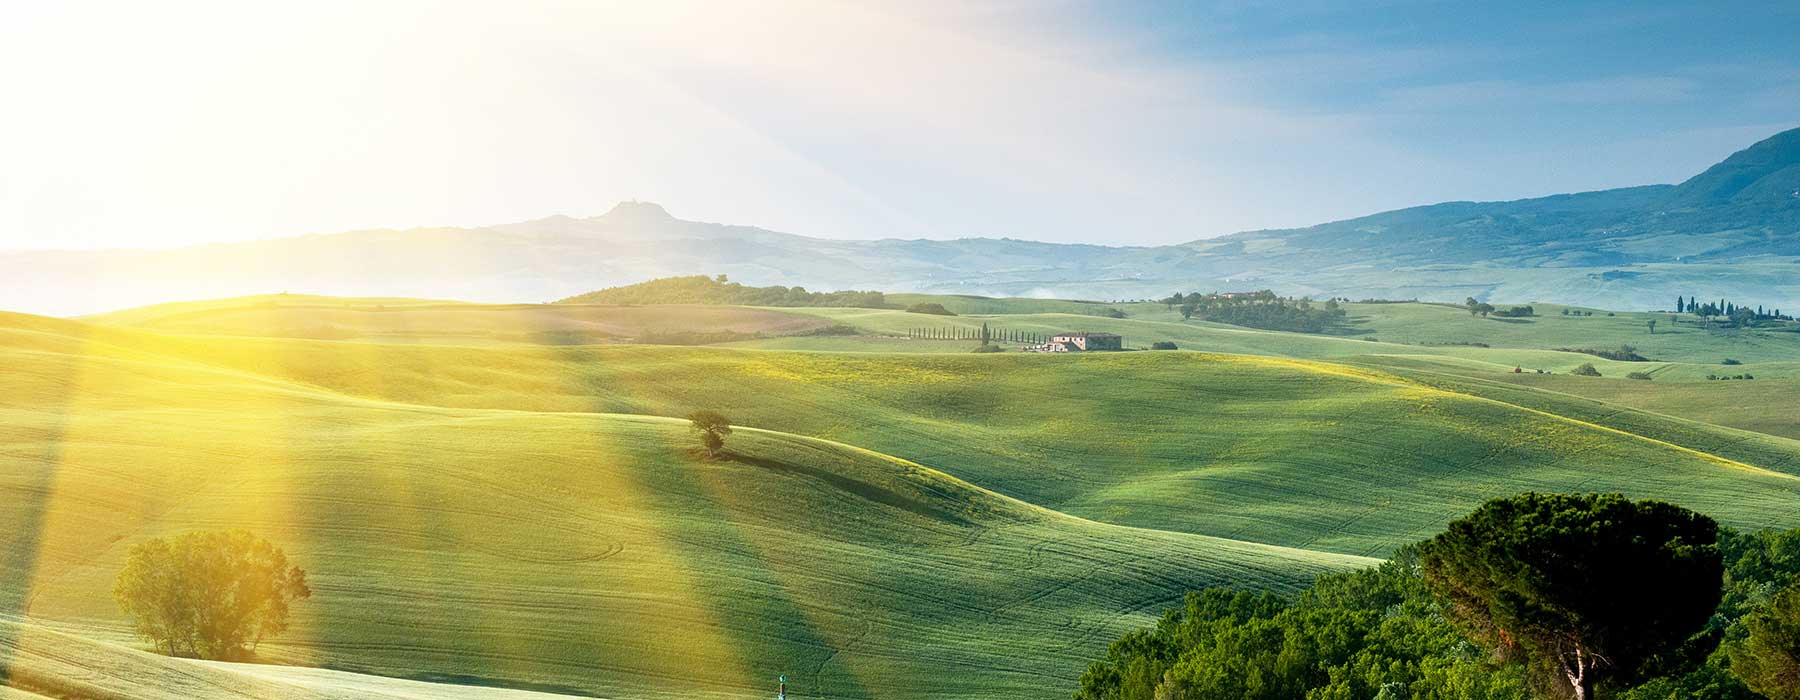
left=9, top=126, right=1799, bottom=317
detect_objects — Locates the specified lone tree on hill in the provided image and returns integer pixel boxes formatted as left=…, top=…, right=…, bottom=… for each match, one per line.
left=687, top=410, right=733, bottom=459
left=1420, top=493, right=1722, bottom=700
left=1647, top=318, right=1656, bottom=334
left=114, top=530, right=310, bottom=660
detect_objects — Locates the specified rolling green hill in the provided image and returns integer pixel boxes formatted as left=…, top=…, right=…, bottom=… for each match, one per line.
left=34, top=309, right=1800, bottom=554
left=744, top=299, right=1800, bottom=440
left=0, top=618, right=600, bottom=700
left=13, top=296, right=1800, bottom=699
left=85, top=294, right=831, bottom=345
left=0, top=312, right=1364, bottom=700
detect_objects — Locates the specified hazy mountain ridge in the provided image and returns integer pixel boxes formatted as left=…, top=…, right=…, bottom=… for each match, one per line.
left=8, top=129, right=1799, bottom=316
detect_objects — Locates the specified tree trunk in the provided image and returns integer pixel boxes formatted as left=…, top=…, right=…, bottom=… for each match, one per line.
left=1561, top=647, right=1593, bottom=700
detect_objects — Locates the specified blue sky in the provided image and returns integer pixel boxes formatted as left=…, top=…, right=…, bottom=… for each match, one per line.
left=1, top=1, right=1796, bottom=249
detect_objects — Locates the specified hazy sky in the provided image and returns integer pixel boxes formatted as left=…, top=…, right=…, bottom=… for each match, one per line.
left=2, top=1, right=1797, bottom=250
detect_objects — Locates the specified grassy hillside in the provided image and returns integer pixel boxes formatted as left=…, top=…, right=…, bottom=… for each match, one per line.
left=0, top=314, right=1362, bottom=700
left=882, top=294, right=1160, bottom=317
left=772, top=301, right=1800, bottom=366
left=19, top=297, right=1800, bottom=698
left=87, top=294, right=831, bottom=345
left=0, top=619, right=596, bottom=700
left=86, top=294, right=1800, bottom=447
left=22, top=313, right=1800, bottom=556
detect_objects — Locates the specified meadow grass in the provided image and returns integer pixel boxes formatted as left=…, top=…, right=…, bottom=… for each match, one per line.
left=12, top=299, right=1800, bottom=699
left=0, top=315, right=1362, bottom=700
left=0, top=618, right=605, bottom=700
left=86, top=296, right=829, bottom=346
left=18, top=312, right=1800, bottom=555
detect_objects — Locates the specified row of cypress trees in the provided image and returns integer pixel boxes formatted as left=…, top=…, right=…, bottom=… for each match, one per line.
left=906, top=324, right=1049, bottom=344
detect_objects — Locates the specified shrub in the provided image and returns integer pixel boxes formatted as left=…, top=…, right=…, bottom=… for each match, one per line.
left=905, top=303, right=956, bottom=316
left=1103, top=308, right=1127, bottom=319
left=969, top=344, right=1002, bottom=353
left=1723, top=358, right=1743, bottom=365
left=1626, top=371, right=1653, bottom=380
left=1572, top=363, right=1602, bottom=377
left=1150, top=341, right=1178, bottom=350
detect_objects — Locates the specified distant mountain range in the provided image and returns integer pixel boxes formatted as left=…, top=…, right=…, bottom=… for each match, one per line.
left=9, top=128, right=1799, bottom=316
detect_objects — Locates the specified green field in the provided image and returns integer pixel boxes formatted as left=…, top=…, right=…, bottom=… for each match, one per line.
left=88, top=294, right=832, bottom=345
left=7, top=293, right=1800, bottom=699
left=0, top=311, right=1362, bottom=700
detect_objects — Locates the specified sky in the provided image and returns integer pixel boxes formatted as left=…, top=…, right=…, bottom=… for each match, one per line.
left=1, top=0, right=1797, bottom=250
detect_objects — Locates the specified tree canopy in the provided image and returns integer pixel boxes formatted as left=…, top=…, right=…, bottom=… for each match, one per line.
left=1730, top=581, right=1800, bottom=699
left=1167, top=291, right=1347, bottom=333
left=1419, top=493, right=1722, bottom=700
left=687, top=410, right=733, bottom=459
left=1074, top=546, right=1531, bottom=700
left=113, top=530, right=310, bottom=660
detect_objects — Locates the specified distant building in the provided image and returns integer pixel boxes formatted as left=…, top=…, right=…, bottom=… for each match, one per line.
left=1039, top=331, right=1122, bottom=352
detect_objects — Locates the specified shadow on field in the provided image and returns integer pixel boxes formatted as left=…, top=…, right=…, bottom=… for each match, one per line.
left=720, top=451, right=968, bottom=527
left=392, top=670, right=599, bottom=698
left=0, top=324, right=88, bottom=688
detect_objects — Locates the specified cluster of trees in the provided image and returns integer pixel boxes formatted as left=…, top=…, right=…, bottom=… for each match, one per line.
left=1557, top=345, right=1649, bottom=362
left=1463, top=299, right=1536, bottom=318
left=1077, top=493, right=1800, bottom=700
left=558, top=275, right=888, bottom=308
left=907, top=326, right=1048, bottom=344
left=1162, top=291, right=1348, bottom=333
left=114, top=531, right=310, bottom=660
left=1677, top=296, right=1793, bottom=326
left=905, top=302, right=957, bottom=315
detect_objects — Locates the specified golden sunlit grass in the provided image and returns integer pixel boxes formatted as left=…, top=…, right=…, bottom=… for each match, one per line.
left=0, top=312, right=1366, bottom=700
left=7, top=299, right=1800, bottom=699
